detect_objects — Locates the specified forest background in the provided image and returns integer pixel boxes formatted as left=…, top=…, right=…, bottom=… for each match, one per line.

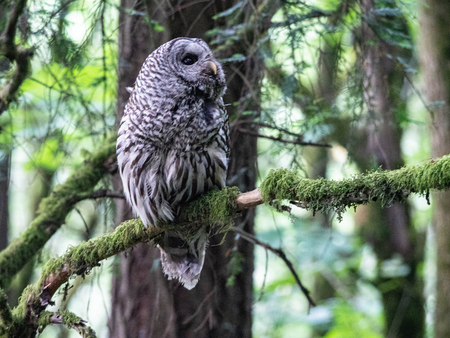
left=1, top=0, right=450, bottom=337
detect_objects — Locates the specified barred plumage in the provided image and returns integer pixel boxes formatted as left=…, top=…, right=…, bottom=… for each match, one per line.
left=116, top=38, right=229, bottom=289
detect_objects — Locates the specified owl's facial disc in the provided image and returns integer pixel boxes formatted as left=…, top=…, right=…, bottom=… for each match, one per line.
left=169, top=38, right=225, bottom=97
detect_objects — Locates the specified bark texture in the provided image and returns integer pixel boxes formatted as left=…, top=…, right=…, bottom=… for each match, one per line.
left=109, top=0, right=168, bottom=336
left=419, top=1, right=450, bottom=337
left=0, top=150, right=10, bottom=252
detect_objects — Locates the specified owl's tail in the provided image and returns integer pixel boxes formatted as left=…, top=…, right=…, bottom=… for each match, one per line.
left=158, top=230, right=207, bottom=290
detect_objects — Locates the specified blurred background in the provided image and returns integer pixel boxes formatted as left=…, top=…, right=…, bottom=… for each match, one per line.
left=1, top=0, right=448, bottom=337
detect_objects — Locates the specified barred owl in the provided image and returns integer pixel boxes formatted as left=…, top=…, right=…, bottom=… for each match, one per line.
left=116, top=38, right=229, bottom=289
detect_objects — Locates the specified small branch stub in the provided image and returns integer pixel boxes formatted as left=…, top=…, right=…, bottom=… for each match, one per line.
left=236, top=188, right=263, bottom=209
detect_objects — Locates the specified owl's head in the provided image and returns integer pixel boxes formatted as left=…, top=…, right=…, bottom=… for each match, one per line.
left=165, top=38, right=226, bottom=98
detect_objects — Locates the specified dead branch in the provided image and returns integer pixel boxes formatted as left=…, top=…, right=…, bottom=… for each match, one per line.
left=233, top=227, right=316, bottom=309
left=236, top=188, right=264, bottom=209
left=236, top=127, right=332, bottom=147
left=232, top=120, right=309, bottom=138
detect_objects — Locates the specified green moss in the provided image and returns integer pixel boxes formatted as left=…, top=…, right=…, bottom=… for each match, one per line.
left=38, top=219, right=150, bottom=286
left=177, top=186, right=241, bottom=238
left=37, top=311, right=53, bottom=328
left=12, top=285, right=39, bottom=320
left=0, top=289, right=12, bottom=327
left=0, top=134, right=117, bottom=289
left=260, top=155, right=450, bottom=220
left=37, top=310, right=96, bottom=338
left=38, top=187, right=241, bottom=286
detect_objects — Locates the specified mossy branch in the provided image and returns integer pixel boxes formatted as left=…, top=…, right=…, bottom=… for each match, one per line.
left=0, top=134, right=117, bottom=290
left=38, top=310, right=97, bottom=338
left=8, top=187, right=239, bottom=337
left=1, top=126, right=450, bottom=335
left=259, top=156, right=450, bottom=219
left=10, top=154, right=450, bottom=336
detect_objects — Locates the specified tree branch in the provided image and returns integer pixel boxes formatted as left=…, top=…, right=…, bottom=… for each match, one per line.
left=39, top=311, right=97, bottom=338
left=232, top=120, right=310, bottom=139
left=258, top=157, right=450, bottom=220
left=0, top=134, right=117, bottom=289
left=12, top=154, right=450, bottom=334
left=2, top=128, right=450, bottom=335
left=236, top=127, right=332, bottom=147
left=0, top=0, right=34, bottom=115
left=233, top=227, right=316, bottom=308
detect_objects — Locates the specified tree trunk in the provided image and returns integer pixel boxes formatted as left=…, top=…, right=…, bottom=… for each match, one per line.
left=353, top=1, right=424, bottom=337
left=109, top=1, right=171, bottom=337
left=0, top=149, right=10, bottom=252
left=309, top=24, right=338, bottom=337
left=418, top=2, right=450, bottom=337
left=109, top=1, right=276, bottom=337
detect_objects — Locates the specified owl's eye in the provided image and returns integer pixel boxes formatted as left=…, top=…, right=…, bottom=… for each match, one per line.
left=182, top=54, right=198, bottom=65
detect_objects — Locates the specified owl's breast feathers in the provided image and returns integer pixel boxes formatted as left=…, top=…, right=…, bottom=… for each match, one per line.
left=117, top=93, right=229, bottom=227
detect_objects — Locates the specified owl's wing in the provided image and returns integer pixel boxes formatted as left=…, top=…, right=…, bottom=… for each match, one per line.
left=118, top=138, right=174, bottom=226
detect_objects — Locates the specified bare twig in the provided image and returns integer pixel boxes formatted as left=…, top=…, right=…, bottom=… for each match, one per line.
left=232, top=120, right=305, bottom=138
left=233, top=227, right=316, bottom=309
left=236, top=188, right=263, bottom=209
left=236, top=127, right=332, bottom=147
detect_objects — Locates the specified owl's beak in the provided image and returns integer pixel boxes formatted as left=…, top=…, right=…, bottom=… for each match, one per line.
left=206, top=61, right=217, bottom=75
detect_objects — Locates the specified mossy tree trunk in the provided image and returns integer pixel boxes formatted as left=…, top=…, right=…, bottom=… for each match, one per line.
left=354, top=1, right=424, bottom=337
left=419, top=1, right=450, bottom=337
